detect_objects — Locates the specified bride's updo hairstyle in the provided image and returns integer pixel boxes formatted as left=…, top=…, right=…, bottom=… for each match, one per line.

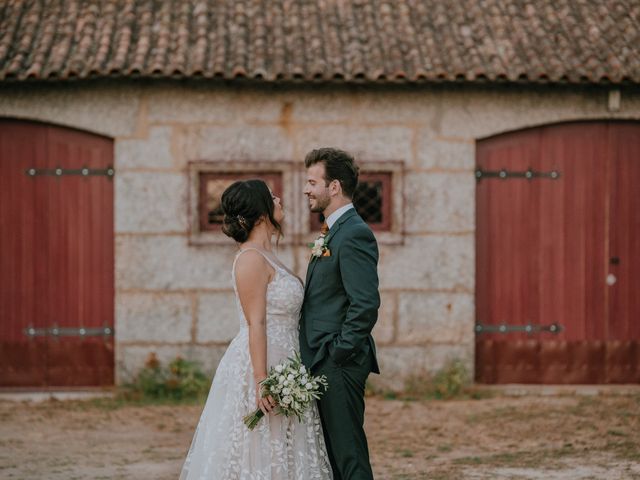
left=221, top=179, right=282, bottom=243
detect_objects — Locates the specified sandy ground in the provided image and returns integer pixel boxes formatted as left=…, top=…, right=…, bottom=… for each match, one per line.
left=0, top=392, right=639, bottom=479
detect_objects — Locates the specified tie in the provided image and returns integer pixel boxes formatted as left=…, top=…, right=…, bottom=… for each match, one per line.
left=320, top=222, right=329, bottom=236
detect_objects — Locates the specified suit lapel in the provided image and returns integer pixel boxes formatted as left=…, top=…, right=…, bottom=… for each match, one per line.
left=303, top=209, right=358, bottom=296
left=304, top=257, right=318, bottom=293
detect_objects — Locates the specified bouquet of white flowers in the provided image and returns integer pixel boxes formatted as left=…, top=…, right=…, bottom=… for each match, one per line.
left=243, top=352, right=329, bottom=430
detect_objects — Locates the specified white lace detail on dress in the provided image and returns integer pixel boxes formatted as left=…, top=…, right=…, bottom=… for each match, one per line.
left=179, top=249, right=333, bottom=480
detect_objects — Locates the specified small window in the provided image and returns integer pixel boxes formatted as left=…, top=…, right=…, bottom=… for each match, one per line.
left=199, top=172, right=283, bottom=232
left=310, top=172, right=392, bottom=232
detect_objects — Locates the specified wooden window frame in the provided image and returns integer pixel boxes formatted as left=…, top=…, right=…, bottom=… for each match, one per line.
left=309, top=172, right=393, bottom=232
left=198, top=172, right=283, bottom=232
left=189, top=160, right=404, bottom=246
left=188, top=161, right=296, bottom=246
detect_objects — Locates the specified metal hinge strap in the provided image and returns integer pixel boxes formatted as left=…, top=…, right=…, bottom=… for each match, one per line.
left=475, top=323, right=563, bottom=334
left=475, top=168, right=560, bottom=181
left=25, top=166, right=115, bottom=178
left=24, top=326, right=114, bottom=338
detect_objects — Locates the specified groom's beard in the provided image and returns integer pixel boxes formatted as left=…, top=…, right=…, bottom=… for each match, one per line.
left=308, top=193, right=331, bottom=213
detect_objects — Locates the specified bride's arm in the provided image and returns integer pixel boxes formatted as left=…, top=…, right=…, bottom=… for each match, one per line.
left=234, top=250, right=276, bottom=415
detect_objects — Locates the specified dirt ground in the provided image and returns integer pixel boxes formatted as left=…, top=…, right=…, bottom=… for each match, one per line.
left=0, top=392, right=639, bottom=480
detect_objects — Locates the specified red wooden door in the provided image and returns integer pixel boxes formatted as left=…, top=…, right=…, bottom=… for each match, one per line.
left=0, top=120, right=114, bottom=387
left=607, top=124, right=640, bottom=381
left=475, top=121, right=640, bottom=384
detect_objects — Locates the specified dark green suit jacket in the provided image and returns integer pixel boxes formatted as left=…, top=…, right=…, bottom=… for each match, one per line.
left=300, top=209, right=381, bottom=374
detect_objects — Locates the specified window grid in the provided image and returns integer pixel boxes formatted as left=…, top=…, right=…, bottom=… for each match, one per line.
left=309, top=172, right=393, bottom=232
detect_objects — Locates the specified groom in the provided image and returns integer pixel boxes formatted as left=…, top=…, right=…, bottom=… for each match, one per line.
left=300, top=147, right=380, bottom=480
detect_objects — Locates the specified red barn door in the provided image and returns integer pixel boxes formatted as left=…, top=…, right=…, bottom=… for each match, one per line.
left=0, top=120, right=114, bottom=387
left=475, top=121, right=640, bottom=384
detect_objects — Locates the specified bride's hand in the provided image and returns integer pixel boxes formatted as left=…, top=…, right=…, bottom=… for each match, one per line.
left=255, top=380, right=277, bottom=416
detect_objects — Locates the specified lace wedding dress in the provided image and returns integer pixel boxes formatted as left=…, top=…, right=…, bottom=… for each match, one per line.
left=179, top=248, right=333, bottom=480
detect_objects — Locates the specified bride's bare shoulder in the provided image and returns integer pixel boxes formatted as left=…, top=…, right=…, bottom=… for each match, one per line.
left=234, top=249, right=274, bottom=279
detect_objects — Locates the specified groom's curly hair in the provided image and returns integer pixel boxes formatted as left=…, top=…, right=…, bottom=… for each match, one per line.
left=304, top=147, right=359, bottom=198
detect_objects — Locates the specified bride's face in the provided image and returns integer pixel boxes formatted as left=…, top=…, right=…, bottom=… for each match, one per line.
left=271, top=191, right=284, bottom=223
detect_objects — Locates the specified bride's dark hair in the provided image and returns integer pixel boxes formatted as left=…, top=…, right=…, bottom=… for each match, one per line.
left=221, top=179, right=283, bottom=243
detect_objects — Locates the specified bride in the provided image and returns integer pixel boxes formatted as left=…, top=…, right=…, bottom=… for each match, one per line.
left=179, top=179, right=333, bottom=479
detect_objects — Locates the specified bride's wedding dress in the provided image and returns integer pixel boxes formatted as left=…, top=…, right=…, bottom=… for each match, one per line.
left=180, top=248, right=333, bottom=479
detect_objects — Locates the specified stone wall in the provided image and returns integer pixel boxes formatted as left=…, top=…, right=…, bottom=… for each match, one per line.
left=1, top=81, right=639, bottom=390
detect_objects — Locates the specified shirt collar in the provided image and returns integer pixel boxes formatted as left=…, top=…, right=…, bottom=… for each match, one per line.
left=326, top=203, right=354, bottom=230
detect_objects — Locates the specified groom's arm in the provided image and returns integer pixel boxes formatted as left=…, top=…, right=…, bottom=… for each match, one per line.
left=328, top=224, right=380, bottom=365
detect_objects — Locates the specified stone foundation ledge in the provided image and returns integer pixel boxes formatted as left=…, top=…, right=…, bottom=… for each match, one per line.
left=479, top=384, right=640, bottom=397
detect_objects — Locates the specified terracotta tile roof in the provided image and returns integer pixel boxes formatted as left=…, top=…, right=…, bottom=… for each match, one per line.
left=0, top=0, right=638, bottom=84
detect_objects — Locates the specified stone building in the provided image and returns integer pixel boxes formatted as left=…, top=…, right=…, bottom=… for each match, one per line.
left=1, top=1, right=639, bottom=390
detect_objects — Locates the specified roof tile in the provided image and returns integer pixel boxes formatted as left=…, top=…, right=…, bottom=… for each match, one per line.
left=0, top=0, right=638, bottom=84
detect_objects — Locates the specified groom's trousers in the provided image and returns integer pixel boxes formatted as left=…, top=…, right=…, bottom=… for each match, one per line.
left=315, top=354, right=374, bottom=480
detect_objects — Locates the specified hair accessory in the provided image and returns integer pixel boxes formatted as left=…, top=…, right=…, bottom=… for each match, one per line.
left=237, top=215, right=248, bottom=229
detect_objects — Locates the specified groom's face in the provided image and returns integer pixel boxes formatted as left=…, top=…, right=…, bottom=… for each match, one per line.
left=304, top=163, right=332, bottom=214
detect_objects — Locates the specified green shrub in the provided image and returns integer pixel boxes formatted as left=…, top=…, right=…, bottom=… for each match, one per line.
left=126, top=353, right=211, bottom=401
left=430, top=359, right=468, bottom=399
left=401, top=359, right=493, bottom=401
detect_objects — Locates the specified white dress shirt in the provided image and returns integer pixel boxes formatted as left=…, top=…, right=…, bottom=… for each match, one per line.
left=325, top=203, right=354, bottom=230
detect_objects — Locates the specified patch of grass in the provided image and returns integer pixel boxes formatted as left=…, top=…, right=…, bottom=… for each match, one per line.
left=605, top=440, right=640, bottom=462
left=466, top=403, right=567, bottom=425
left=453, top=446, right=576, bottom=469
left=467, top=387, right=496, bottom=400
left=397, top=449, right=414, bottom=458
left=402, top=361, right=465, bottom=400
left=455, top=455, right=483, bottom=465
left=50, top=391, right=207, bottom=412
left=365, top=380, right=399, bottom=400
left=567, top=396, right=598, bottom=416
left=37, top=371, right=212, bottom=411
left=364, top=379, right=377, bottom=397
left=401, top=360, right=495, bottom=401
left=425, top=470, right=459, bottom=480
left=390, top=472, right=432, bottom=480
left=367, top=360, right=497, bottom=401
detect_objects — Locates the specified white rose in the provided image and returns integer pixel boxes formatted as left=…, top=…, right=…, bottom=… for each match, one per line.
left=282, top=387, right=291, bottom=395
left=305, top=382, right=313, bottom=390
left=275, top=365, right=283, bottom=373
left=300, top=366, right=307, bottom=374
left=311, top=246, right=323, bottom=257
left=283, top=380, right=289, bottom=386
left=282, top=396, right=292, bottom=404
left=278, top=375, right=286, bottom=384
left=287, top=374, right=294, bottom=381
left=314, top=238, right=325, bottom=247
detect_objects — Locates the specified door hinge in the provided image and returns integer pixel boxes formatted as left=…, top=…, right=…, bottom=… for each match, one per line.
left=475, top=168, right=560, bottom=181
left=475, top=323, right=563, bottom=334
left=24, top=325, right=114, bottom=338
left=25, top=166, right=115, bottom=179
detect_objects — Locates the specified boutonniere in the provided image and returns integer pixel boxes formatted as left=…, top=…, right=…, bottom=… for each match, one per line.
left=308, top=234, right=331, bottom=258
